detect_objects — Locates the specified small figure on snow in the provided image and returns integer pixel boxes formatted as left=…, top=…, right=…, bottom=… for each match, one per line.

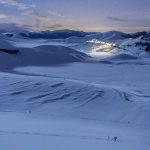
left=113, top=136, right=118, bottom=142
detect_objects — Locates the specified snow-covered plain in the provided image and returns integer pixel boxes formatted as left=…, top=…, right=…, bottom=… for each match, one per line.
left=0, top=111, right=150, bottom=150
left=0, top=31, right=150, bottom=150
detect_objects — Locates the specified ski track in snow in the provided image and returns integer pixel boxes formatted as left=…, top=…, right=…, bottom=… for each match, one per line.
left=0, top=129, right=149, bottom=144
left=0, top=130, right=112, bottom=141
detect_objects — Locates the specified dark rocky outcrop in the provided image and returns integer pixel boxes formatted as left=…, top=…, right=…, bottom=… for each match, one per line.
left=0, top=49, right=19, bottom=54
left=123, top=32, right=148, bottom=39
left=145, top=45, right=150, bottom=52
left=5, top=33, right=14, bottom=37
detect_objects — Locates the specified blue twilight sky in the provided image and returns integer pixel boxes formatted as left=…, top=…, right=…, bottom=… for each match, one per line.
left=0, top=0, right=150, bottom=32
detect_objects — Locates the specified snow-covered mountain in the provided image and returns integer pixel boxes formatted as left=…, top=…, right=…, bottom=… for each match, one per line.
left=0, top=23, right=27, bottom=32
left=98, top=31, right=150, bottom=60
left=2, top=29, right=150, bottom=61
left=3, top=30, right=126, bottom=41
left=85, top=31, right=127, bottom=41
left=4, top=29, right=91, bottom=39
left=119, top=31, right=150, bottom=54
left=79, top=30, right=150, bottom=57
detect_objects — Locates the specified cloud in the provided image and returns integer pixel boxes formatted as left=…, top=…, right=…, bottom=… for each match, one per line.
left=48, top=11, right=65, bottom=18
left=0, top=0, right=36, bottom=10
left=23, top=11, right=50, bottom=20
left=22, top=11, right=66, bottom=30
left=42, top=24, right=64, bottom=30
left=0, top=13, right=33, bottom=30
left=50, top=24, right=64, bottom=29
left=33, top=22, right=65, bottom=31
left=22, top=11, right=55, bottom=30
left=0, top=23, right=31, bottom=32
left=107, top=16, right=126, bottom=22
left=22, top=11, right=51, bottom=29
left=0, top=14, right=9, bottom=19
left=34, top=19, right=40, bottom=29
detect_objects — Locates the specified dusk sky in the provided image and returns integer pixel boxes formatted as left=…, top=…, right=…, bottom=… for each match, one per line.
left=0, top=0, right=150, bottom=32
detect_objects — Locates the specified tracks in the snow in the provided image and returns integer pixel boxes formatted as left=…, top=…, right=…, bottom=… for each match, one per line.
left=0, top=130, right=108, bottom=141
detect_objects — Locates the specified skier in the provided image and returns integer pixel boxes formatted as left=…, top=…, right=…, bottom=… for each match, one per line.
left=113, top=136, right=118, bottom=142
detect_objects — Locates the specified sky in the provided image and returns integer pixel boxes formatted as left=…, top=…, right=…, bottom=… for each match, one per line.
left=0, top=0, right=150, bottom=32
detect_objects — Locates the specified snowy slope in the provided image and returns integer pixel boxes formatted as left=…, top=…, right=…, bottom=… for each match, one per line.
left=0, top=70, right=149, bottom=124
left=0, top=34, right=15, bottom=50
left=1, top=62, right=150, bottom=124
left=0, top=44, right=89, bottom=69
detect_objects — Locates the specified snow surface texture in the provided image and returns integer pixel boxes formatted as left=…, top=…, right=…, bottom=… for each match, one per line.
left=0, top=30, right=150, bottom=150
